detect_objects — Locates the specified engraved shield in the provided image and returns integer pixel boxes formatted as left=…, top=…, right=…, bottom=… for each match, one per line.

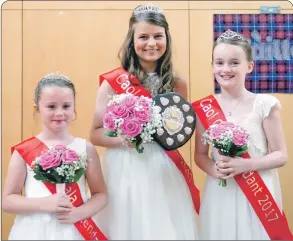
left=153, top=92, right=196, bottom=150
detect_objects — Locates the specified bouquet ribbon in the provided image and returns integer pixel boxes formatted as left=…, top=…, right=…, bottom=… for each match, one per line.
left=11, top=137, right=108, bottom=240
left=193, top=94, right=293, bottom=240
left=100, top=67, right=200, bottom=214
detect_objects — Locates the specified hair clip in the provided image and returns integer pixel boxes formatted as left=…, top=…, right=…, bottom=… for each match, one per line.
left=41, top=72, right=72, bottom=84
left=216, top=29, right=244, bottom=43
left=134, top=4, right=163, bottom=15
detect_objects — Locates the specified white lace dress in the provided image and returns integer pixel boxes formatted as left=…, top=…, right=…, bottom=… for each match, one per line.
left=8, top=138, right=89, bottom=240
left=199, top=94, right=283, bottom=239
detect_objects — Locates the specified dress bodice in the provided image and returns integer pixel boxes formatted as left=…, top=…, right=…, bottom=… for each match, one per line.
left=212, top=94, right=281, bottom=160
left=143, top=72, right=163, bottom=97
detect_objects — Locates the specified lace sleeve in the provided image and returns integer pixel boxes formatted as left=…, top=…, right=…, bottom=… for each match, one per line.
left=260, top=94, right=281, bottom=119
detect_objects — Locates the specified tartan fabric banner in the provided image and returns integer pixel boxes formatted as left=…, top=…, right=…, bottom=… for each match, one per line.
left=213, top=14, right=293, bottom=94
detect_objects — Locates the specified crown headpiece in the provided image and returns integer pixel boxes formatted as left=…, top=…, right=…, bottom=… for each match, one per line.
left=41, top=72, right=72, bottom=84
left=216, top=30, right=244, bottom=43
left=134, top=4, right=164, bottom=15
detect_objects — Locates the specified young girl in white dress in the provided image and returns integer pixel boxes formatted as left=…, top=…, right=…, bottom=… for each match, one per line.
left=90, top=4, right=199, bottom=240
left=194, top=30, right=291, bottom=239
left=2, top=73, right=107, bottom=240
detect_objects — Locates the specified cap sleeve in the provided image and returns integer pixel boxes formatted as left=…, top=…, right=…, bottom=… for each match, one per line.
left=260, top=94, right=281, bottom=119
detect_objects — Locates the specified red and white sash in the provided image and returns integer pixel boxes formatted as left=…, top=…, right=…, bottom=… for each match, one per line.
left=11, top=137, right=108, bottom=240
left=193, top=94, right=293, bottom=240
left=99, top=67, right=201, bottom=214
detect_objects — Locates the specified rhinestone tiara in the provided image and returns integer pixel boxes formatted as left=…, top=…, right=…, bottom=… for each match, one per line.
left=216, top=29, right=244, bottom=43
left=134, top=4, right=163, bottom=15
left=41, top=72, right=72, bottom=84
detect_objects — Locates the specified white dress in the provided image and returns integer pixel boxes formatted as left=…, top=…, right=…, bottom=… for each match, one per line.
left=8, top=138, right=89, bottom=240
left=199, top=94, right=283, bottom=239
left=95, top=142, right=199, bottom=240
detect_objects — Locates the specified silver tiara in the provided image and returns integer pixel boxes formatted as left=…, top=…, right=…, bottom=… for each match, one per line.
left=134, top=4, right=164, bottom=15
left=216, top=30, right=244, bottom=43
left=41, top=72, right=72, bottom=84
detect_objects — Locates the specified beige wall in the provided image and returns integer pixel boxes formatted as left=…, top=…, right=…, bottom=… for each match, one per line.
left=2, top=1, right=293, bottom=239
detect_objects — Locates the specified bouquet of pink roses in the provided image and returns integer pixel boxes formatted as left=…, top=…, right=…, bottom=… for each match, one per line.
left=202, top=121, right=249, bottom=187
left=103, top=93, right=162, bottom=153
left=32, top=145, right=88, bottom=186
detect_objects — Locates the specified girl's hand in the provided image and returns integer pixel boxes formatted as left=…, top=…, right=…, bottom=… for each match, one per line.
left=211, top=162, right=227, bottom=179
left=216, top=155, right=252, bottom=179
left=44, top=193, right=72, bottom=214
left=56, top=207, right=81, bottom=224
left=121, top=138, right=134, bottom=148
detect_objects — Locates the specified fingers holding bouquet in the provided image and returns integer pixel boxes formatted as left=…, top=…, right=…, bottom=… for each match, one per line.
left=120, top=137, right=135, bottom=148
left=216, top=155, right=252, bottom=180
left=56, top=194, right=73, bottom=213
left=47, top=193, right=78, bottom=223
left=56, top=207, right=80, bottom=224
left=45, top=193, right=78, bottom=224
left=44, top=193, right=72, bottom=213
left=202, top=121, right=251, bottom=187
left=216, top=156, right=234, bottom=178
left=213, top=162, right=228, bottom=179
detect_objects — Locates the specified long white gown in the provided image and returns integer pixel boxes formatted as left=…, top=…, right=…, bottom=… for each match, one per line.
left=199, top=94, right=284, bottom=239
left=8, top=138, right=90, bottom=240
left=95, top=142, right=199, bottom=240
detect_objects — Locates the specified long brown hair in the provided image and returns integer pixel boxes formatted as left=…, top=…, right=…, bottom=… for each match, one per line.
left=119, top=6, right=175, bottom=94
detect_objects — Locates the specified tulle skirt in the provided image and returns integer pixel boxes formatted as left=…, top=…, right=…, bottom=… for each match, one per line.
left=199, top=169, right=282, bottom=240
left=9, top=213, right=83, bottom=240
left=95, top=143, right=199, bottom=240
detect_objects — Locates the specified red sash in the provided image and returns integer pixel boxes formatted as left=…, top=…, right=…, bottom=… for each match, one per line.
left=99, top=67, right=201, bottom=214
left=11, top=137, right=108, bottom=240
left=193, top=94, right=293, bottom=240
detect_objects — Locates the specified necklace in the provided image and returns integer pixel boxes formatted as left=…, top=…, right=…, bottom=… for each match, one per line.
left=220, top=96, right=246, bottom=117
left=145, top=73, right=162, bottom=97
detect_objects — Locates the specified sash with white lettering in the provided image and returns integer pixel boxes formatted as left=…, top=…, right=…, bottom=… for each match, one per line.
left=11, top=137, right=108, bottom=240
left=99, top=67, right=200, bottom=214
left=193, top=94, right=293, bottom=240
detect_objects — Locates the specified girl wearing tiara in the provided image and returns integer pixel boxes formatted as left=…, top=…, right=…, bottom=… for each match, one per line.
left=90, top=4, right=199, bottom=240
left=194, top=30, right=292, bottom=239
left=2, top=73, right=107, bottom=240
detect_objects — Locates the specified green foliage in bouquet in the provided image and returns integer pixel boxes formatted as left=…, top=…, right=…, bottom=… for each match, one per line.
left=33, top=164, right=86, bottom=184
left=32, top=145, right=88, bottom=184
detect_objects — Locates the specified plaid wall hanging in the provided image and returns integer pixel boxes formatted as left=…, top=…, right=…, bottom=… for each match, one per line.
left=213, top=14, right=293, bottom=94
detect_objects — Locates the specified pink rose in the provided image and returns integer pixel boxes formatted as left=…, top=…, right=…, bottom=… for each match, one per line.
left=133, top=109, right=151, bottom=124
left=127, top=105, right=135, bottom=115
left=62, top=149, right=79, bottom=164
left=221, top=121, right=236, bottom=128
left=209, top=125, right=228, bottom=140
left=54, top=145, right=67, bottom=152
left=105, top=103, right=118, bottom=114
left=122, top=95, right=138, bottom=109
left=232, top=128, right=248, bottom=146
left=103, top=113, right=116, bottom=130
left=120, top=118, right=143, bottom=138
left=112, top=104, right=130, bottom=119
left=137, top=97, right=151, bottom=109
left=39, top=151, right=62, bottom=170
